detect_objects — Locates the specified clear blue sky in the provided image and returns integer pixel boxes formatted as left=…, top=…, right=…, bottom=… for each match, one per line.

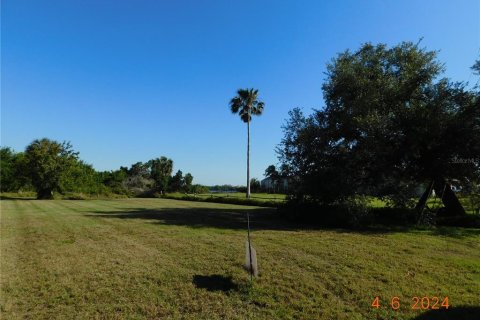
left=1, top=0, right=478, bottom=185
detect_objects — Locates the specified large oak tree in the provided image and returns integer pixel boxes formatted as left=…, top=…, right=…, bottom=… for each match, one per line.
left=278, top=42, right=480, bottom=215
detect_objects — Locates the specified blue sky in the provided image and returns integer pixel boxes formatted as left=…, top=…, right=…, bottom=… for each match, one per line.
left=1, top=0, right=479, bottom=185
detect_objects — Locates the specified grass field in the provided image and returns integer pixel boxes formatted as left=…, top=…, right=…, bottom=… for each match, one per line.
left=167, top=192, right=286, bottom=201
left=1, top=198, right=479, bottom=319
left=161, top=192, right=286, bottom=207
left=195, top=192, right=286, bottom=201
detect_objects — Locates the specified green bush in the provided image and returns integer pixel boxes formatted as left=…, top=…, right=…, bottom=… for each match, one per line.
left=278, top=197, right=374, bottom=228
left=278, top=195, right=435, bottom=228
left=61, top=192, right=88, bottom=200
left=437, top=215, right=480, bottom=228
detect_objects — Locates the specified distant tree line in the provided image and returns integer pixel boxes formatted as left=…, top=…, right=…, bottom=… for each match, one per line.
left=0, top=138, right=201, bottom=199
left=209, top=184, right=252, bottom=193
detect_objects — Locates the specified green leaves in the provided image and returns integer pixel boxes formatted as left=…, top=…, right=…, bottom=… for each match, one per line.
left=149, top=157, right=173, bottom=192
left=278, top=41, right=480, bottom=207
left=24, top=138, right=79, bottom=199
left=230, top=88, right=264, bottom=123
left=4, top=139, right=196, bottom=197
left=0, top=147, right=28, bottom=192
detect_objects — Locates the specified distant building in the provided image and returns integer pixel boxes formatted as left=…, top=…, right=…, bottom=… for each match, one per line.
left=415, top=179, right=463, bottom=198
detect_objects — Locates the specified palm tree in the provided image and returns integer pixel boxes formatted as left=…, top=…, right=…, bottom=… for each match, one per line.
left=148, top=156, right=173, bottom=193
left=230, top=88, right=264, bottom=198
left=264, top=164, right=279, bottom=193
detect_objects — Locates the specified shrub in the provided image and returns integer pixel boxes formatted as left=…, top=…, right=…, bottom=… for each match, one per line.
left=62, top=192, right=88, bottom=200
left=436, top=215, right=480, bottom=228
left=278, top=196, right=373, bottom=228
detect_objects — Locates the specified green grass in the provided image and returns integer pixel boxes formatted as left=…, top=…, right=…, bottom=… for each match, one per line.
left=366, top=197, right=388, bottom=208
left=0, top=191, right=37, bottom=199
left=1, top=199, right=479, bottom=319
left=203, top=193, right=286, bottom=200
left=366, top=195, right=480, bottom=215
left=163, top=192, right=286, bottom=207
left=168, top=192, right=286, bottom=201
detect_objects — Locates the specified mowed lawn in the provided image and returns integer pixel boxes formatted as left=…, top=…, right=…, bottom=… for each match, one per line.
left=1, top=199, right=479, bottom=319
left=166, top=192, right=286, bottom=204
left=196, top=193, right=286, bottom=201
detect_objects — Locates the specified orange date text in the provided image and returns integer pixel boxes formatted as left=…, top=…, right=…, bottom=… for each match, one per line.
left=371, top=296, right=449, bottom=310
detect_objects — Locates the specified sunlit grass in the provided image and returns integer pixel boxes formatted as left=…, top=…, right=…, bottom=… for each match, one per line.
left=1, top=198, right=479, bottom=319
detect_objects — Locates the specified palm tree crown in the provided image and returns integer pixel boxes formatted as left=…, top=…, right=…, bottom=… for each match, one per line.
left=230, top=88, right=264, bottom=122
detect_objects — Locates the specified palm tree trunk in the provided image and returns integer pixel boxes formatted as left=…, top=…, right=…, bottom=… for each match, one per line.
left=247, top=119, right=251, bottom=198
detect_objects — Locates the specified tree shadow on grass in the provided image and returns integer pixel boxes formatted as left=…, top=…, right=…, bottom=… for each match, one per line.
left=413, top=306, right=480, bottom=320
left=429, top=227, right=480, bottom=239
left=86, top=206, right=293, bottom=231
left=192, top=275, right=238, bottom=293
left=86, top=206, right=412, bottom=235
left=85, top=205, right=479, bottom=236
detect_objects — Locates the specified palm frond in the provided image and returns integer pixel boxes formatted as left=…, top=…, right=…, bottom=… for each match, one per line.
left=252, top=101, right=264, bottom=115
left=230, top=97, right=242, bottom=113
left=241, top=112, right=251, bottom=123
left=229, top=88, right=264, bottom=122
